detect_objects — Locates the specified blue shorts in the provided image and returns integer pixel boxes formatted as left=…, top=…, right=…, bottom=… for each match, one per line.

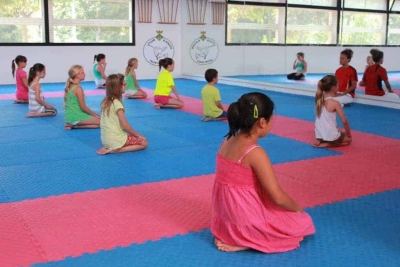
left=218, top=111, right=227, bottom=118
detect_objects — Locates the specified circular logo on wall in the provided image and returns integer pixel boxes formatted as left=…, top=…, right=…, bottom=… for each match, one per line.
left=143, top=30, right=175, bottom=66
left=190, top=31, right=219, bottom=65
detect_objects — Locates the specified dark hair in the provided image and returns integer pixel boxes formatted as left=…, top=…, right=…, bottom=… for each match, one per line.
left=370, top=49, right=384, bottom=63
left=94, top=53, right=106, bottom=63
left=159, top=58, right=174, bottom=71
left=11, top=55, right=27, bottom=78
left=297, top=52, right=304, bottom=57
left=341, top=49, right=354, bottom=61
left=205, top=69, right=218, bottom=83
left=226, top=92, right=275, bottom=139
left=315, top=75, right=337, bottom=118
left=28, top=63, right=45, bottom=86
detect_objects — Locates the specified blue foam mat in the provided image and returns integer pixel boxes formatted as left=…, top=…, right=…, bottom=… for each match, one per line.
left=0, top=100, right=339, bottom=202
left=31, top=190, right=400, bottom=267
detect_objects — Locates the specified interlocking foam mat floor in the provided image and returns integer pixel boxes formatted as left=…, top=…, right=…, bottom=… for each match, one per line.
left=0, top=79, right=399, bottom=267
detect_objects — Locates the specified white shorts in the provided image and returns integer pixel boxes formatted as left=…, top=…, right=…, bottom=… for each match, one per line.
left=333, top=94, right=353, bottom=106
left=95, top=78, right=106, bottom=87
left=125, top=89, right=138, bottom=96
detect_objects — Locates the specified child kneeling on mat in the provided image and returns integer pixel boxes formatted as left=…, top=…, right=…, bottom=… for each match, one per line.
left=201, top=69, right=227, bottom=122
left=97, top=74, right=148, bottom=155
left=314, top=75, right=352, bottom=148
left=212, top=92, right=315, bottom=253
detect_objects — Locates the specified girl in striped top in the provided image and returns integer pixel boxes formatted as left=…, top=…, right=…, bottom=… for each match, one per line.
left=26, top=64, right=57, bottom=118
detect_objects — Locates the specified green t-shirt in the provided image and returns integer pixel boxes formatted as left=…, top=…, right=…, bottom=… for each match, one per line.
left=125, top=72, right=137, bottom=90
left=100, top=99, right=127, bottom=150
left=201, top=84, right=223, bottom=118
left=64, top=85, right=93, bottom=123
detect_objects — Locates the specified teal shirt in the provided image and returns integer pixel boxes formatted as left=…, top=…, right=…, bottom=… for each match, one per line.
left=93, top=63, right=103, bottom=80
left=296, top=61, right=305, bottom=73
left=64, top=85, right=93, bottom=123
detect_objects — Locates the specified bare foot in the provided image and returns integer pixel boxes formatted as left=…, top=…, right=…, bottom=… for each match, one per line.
left=64, top=124, right=73, bottom=130
left=124, top=94, right=130, bottom=99
left=96, top=147, right=112, bottom=155
left=312, top=141, right=330, bottom=148
left=153, top=103, right=161, bottom=109
left=312, top=139, right=321, bottom=147
left=214, top=239, right=248, bottom=252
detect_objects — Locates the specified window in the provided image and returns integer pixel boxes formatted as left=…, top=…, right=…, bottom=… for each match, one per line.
left=0, top=0, right=134, bottom=44
left=286, top=8, right=337, bottom=44
left=228, top=0, right=285, bottom=3
left=227, top=4, right=285, bottom=44
left=49, top=0, right=133, bottom=43
left=288, top=0, right=336, bottom=7
left=391, top=0, right=400, bottom=11
left=340, top=12, right=387, bottom=45
left=0, top=0, right=45, bottom=43
left=388, top=14, right=400, bottom=45
left=343, top=0, right=386, bottom=11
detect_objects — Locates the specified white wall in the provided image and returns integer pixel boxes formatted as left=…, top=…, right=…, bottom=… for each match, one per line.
left=1, top=1, right=400, bottom=85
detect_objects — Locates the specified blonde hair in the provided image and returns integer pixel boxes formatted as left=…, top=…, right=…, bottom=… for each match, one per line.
left=101, top=73, right=125, bottom=116
left=125, top=58, right=138, bottom=76
left=64, top=65, right=83, bottom=103
left=315, top=75, right=338, bottom=118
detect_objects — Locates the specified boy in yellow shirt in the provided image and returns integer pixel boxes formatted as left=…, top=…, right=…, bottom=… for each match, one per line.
left=201, top=69, right=226, bottom=122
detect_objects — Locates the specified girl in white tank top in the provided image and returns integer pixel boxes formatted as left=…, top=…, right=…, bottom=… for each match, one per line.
left=26, top=64, right=57, bottom=118
left=313, top=75, right=352, bottom=148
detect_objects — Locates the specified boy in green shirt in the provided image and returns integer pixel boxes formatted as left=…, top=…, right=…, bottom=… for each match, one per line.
left=201, top=69, right=226, bottom=122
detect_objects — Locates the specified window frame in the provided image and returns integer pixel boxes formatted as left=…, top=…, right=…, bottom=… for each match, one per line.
left=0, top=0, right=135, bottom=46
left=225, top=0, right=400, bottom=47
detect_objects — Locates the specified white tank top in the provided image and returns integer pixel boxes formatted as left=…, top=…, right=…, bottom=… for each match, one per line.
left=315, top=97, right=341, bottom=141
left=28, top=82, right=45, bottom=113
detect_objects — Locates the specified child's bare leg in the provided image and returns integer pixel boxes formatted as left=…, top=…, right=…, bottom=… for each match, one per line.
left=14, top=99, right=28, bottom=104
left=26, top=111, right=56, bottom=118
left=96, top=147, right=113, bottom=155
left=66, top=117, right=100, bottom=130
left=214, top=239, right=248, bottom=252
left=158, top=99, right=184, bottom=109
left=126, top=91, right=147, bottom=99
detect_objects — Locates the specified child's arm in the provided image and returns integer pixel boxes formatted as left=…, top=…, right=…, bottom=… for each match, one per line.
left=74, top=86, right=100, bottom=118
left=97, top=64, right=107, bottom=79
left=22, top=77, right=29, bottom=89
left=384, top=80, right=393, bottom=93
left=171, top=85, right=181, bottom=100
left=334, top=102, right=351, bottom=138
left=292, top=59, right=297, bottom=70
left=117, top=109, right=146, bottom=139
left=249, top=148, right=303, bottom=213
left=131, top=70, right=142, bottom=90
left=215, top=101, right=224, bottom=111
left=33, top=84, right=53, bottom=109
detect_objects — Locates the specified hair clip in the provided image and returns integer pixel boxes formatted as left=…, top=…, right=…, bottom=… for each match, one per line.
left=254, top=104, right=258, bottom=119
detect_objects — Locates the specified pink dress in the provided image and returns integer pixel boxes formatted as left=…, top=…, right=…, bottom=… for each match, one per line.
left=211, top=144, right=315, bottom=253
left=15, top=69, right=28, bottom=101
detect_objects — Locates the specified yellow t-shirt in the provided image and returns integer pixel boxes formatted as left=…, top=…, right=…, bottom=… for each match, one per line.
left=100, top=99, right=127, bottom=150
left=154, top=69, right=175, bottom=96
left=201, top=84, right=223, bottom=118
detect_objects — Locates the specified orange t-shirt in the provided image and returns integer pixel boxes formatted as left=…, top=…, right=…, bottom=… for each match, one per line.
left=362, top=64, right=388, bottom=96
left=335, top=66, right=358, bottom=98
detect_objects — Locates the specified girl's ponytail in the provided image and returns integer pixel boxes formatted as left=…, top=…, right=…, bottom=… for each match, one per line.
left=27, top=67, right=35, bottom=86
left=315, top=81, right=324, bottom=118
left=11, top=60, right=16, bottom=78
left=93, top=54, right=97, bottom=63
left=159, top=58, right=165, bottom=71
left=226, top=102, right=241, bottom=139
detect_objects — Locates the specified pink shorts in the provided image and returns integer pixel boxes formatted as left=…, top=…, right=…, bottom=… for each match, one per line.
left=154, top=95, right=172, bottom=105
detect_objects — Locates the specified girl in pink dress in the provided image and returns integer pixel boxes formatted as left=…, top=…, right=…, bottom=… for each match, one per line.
left=12, top=55, right=29, bottom=104
left=211, top=92, right=315, bottom=253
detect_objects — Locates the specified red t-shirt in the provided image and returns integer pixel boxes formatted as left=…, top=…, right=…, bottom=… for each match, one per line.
left=335, top=66, right=358, bottom=98
left=15, top=69, right=28, bottom=100
left=362, top=64, right=388, bottom=96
